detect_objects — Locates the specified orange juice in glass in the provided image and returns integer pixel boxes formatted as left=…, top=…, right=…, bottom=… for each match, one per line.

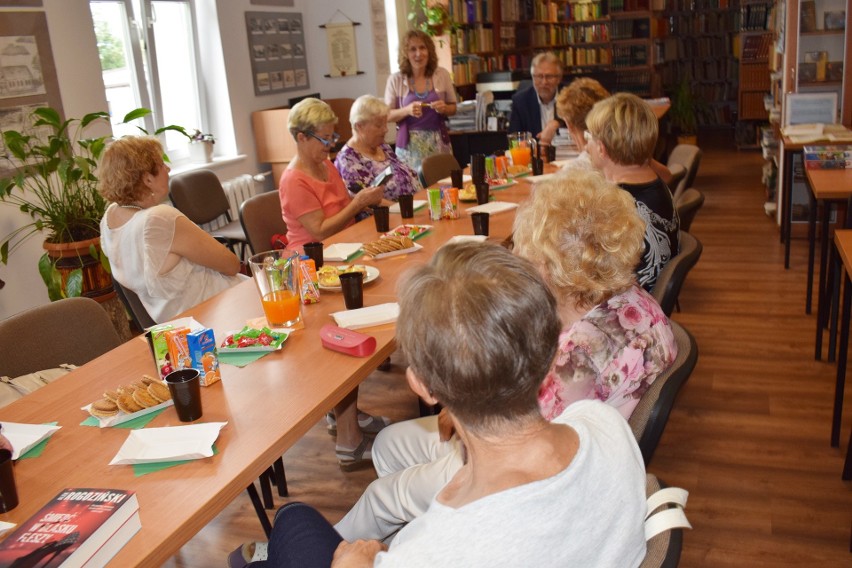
left=507, top=131, right=533, bottom=168
left=249, top=250, right=303, bottom=327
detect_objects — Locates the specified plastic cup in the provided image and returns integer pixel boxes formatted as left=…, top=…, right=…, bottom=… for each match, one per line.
left=249, top=249, right=302, bottom=327
left=0, top=449, right=18, bottom=513
left=303, top=242, right=324, bottom=269
left=339, top=272, right=364, bottom=310
left=165, top=369, right=203, bottom=422
left=532, top=157, right=544, bottom=176
left=475, top=182, right=490, bottom=205
left=373, top=205, right=390, bottom=232
left=398, top=194, right=415, bottom=219
left=471, top=212, right=490, bottom=236
left=471, top=154, right=486, bottom=185
left=450, top=169, right=464, bottom=189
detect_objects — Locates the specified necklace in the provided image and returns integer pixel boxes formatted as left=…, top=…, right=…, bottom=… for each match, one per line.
left=118, top=204, right=143, bottom=211
left=412, top=78, right=431, bottom=100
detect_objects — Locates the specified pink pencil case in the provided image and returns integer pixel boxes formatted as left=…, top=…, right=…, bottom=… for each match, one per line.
left=320, top=324, right=377, bottom=357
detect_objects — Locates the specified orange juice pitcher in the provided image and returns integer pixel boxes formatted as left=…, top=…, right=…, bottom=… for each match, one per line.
left=249, top=249, right=303, bottom=327
left=507, top=131, right=534, bottom=168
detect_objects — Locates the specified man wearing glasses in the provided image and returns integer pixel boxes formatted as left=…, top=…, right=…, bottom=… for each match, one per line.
left=508, top=52, right=565, bottom=147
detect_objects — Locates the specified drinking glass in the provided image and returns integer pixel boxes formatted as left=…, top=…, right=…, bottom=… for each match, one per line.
left=249, top=249, right=302, bottom=327
left=507, top=131, right=534, bottom=167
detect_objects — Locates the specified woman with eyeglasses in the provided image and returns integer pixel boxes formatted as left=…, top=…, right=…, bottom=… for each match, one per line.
left=385, top=30, right=457, bottom=171
left=279, top=98, right=384, bottom=251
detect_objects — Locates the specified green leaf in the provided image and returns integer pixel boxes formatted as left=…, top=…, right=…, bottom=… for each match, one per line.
left=32, top=107, right=61, bottom=128
left=122, top=108, right=152, bottom=123
left=155, top=125, right=190, bottom=139
left=1, top=241, right=7, bottom=265
left=81, top=112, right=110, bottom=128
left=66, top=269, right=83, bottom=298
left=38, top=254, right=63, bottom=302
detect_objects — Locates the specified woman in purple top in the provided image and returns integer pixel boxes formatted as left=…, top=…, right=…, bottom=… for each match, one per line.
left=385, top=30, right=457, bottom=171
left=335, top=95, right=422, bottom=203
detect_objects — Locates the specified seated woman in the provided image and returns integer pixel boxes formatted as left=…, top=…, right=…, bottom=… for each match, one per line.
left=335, top=95, right=422, bottom=202
left=554, top=77, right=610, bottom=173
left=98, top=136, right=246, bottom=324
left=279, top=98, right=384, bottom=250
left=236, top=243, right=648, bottom=567
left=333, top=171, right=677, bottom=543
left=585, top=92, right=680, bottom=291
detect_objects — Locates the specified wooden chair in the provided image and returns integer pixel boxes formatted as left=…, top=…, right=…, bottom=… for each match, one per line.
left=628, top=321, right=698, bottom=466
left=651, top=232, right=703, bottom=317
left=666, top=144, right=702, bottom=203
left=675, top=188, right=705, bottom=233
left=239, top=191, right=288, bottom=255
left=640, top=474, right=689, bottom=568
left=169, top=169, right=249, bottom=258
left=0, top=297, right=120, bottom=377
left=323, top=98, right=355, bottom=148
left=419, top=153, right=461, bottom=187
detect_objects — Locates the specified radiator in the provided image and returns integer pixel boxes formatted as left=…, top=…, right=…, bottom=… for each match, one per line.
left=204, top=173, right=262, bottom=231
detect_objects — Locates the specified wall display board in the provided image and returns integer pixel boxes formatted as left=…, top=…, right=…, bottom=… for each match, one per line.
left=246, top=11, right=309, bottom=96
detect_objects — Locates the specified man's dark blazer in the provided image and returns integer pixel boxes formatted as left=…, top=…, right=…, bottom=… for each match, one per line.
left=508, top=85, right=565, bottom=137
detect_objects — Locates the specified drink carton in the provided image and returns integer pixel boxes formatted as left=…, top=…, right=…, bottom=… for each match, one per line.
left=145, top=324, right=174, bottom=379
left=166, top=327, right=192, bottom=372
left=186, top=328, right=221, bottom=386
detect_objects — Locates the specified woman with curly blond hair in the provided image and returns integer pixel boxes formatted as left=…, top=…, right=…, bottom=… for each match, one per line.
left=332, top=171, right=677, bottom=544
left=98, top=136, right=245, bottom=324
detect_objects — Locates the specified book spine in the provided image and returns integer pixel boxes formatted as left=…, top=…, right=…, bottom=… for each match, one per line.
left=804, top=160, right=851, bottom=169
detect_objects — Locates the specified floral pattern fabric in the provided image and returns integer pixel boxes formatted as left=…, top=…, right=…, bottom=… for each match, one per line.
left=334, top=143, right=423, bottom=202
left=394, top=130, right=452, bottom=173
left=538, top=285, right=677, bottom=421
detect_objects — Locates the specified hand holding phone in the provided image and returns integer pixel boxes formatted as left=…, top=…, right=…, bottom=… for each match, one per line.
left=372, top=165, right=394, bottom=187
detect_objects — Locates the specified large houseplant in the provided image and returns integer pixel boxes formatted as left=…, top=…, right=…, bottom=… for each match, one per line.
left=0, top=106, right=185, bottom=300
left=669, top=79, right=699, bottom=145
left=408, top=0, right=453, bottom=38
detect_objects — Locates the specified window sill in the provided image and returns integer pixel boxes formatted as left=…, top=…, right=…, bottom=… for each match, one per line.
left=168, top=154, right=249, bottom=176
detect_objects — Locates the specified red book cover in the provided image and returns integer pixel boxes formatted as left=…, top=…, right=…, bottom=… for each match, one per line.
left=0, top=489, right=139, bottom=568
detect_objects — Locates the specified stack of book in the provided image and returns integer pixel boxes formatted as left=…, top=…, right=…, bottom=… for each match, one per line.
left=0, top=488, right=140, bottom=567
left=803, top=145, right=852, bottom=169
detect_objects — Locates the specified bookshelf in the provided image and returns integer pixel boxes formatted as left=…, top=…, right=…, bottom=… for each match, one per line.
left=736, top=31, right=773, bottom=147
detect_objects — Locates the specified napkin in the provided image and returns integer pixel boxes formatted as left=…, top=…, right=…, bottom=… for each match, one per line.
left=324, top=243, right=363, bottom=262
left=443, top=235, right=488, bottom=246
left=331, top=303, right=400, bottom=330
left=2, top=422, right=61, bottom=460
left=0, top=522, right=15, bottom=538
left=437, top=174, right=471, bottom=185
left=389, top=200, right=427, bottom=214
left=218, top=349, right=273, bottom=367
left=465, top=201, right=519, bottom=215
left=109, top=422, right=227, bottom=465
left=526, top=173, right=556, bottom=184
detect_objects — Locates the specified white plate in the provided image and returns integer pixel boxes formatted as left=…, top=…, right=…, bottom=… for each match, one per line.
left=82, top=398, right=175, bottom=429
left=109, top=422, right=227, bottom=465
left=324, top=243, right=363, bottom=262
left=364, top=242, right=424, bottom=260
left=219, top=329, right=290, bottom=353
left=1, top=422, right=61, bottom=459
left=465, top=201, right=520, bottom=215
left=318, top=265, right=380, bottom=291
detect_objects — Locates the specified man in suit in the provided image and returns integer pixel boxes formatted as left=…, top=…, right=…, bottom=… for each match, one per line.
left=508, top=52, right=565, bottom=147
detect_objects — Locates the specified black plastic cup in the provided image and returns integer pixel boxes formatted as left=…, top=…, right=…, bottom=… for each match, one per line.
left=165, top=369, right=203, bottom=422
left=303, top=242, right=324, bottom=269
left=398, top=194, right=415, bottom=219
left=339, top=272, right=364, bottom=310
left=450, top=169, right=464, bottom=189
left=471, top=212, right=490, bottom=236
left=546, top=145, right=557, bottom=162
left=373, top=206, right=390, bottom=232
left=0, top=449, right=18, bottom=513
left=475, top=182, right=490, bottom=205
left=531, top=157, right=544, bottom=176
left=471, top=154, right=486, bottom=185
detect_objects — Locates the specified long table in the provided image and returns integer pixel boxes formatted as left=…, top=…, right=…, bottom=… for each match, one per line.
left=0, top=174, right=538, bottom=566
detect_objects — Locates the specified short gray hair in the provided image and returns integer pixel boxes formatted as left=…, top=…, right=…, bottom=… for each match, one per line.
left=350, top=95, right=389, bottom=127
left=531, top=51, right=563, bottom=74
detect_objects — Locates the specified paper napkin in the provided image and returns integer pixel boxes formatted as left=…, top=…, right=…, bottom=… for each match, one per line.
left=437, top=174, right=471, bottom=185
left=443, top=235, right=488, bottom=246
left=389, top=200, right=427, bottom=214
left=324, top=243, right=363, bottom=262
left=109, top=422, right=227, bottom=465
left=465, top=201, right=520, bottom=215
left=2, top=422, right=61, bottom=460
left=331, top=303, right=400, bottom=330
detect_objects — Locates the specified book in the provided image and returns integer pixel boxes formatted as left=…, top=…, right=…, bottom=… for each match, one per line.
left=804, top=160, right=851, bottom=169
left=800, top=1, right=817, bottom=32
left=0, top=488, right=140, bottom=568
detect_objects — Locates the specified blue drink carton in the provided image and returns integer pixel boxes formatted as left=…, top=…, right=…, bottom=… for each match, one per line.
left=186, top=328, right=221, bottom=386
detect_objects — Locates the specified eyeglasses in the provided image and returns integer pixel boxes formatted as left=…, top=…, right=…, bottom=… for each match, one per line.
left=532, top=73, right=561, bottom=82
left=304, top=131, right=341, bottom=148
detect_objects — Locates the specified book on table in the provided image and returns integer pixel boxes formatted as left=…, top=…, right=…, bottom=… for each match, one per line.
left=0, top=488, right=140, bottom=567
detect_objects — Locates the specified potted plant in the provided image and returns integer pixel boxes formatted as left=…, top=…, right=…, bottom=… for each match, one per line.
left=188, top=129, right=215, bottom=163
left=408, top=0, right=453, bottom=38
left=669, top=78, right=699, bottom=146
left=0, top=106, right=185, bottom=301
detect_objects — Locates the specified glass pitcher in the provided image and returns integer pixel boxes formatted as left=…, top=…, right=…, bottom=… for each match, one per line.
left=507, top=131, right=536, bottom=168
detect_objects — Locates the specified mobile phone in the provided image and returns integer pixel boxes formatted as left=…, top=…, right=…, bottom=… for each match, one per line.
left=372, top=166, right=394, bottom=187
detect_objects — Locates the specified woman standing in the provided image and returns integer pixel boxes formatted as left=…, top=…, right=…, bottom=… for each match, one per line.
left=385, top=30, right=457, bottom=171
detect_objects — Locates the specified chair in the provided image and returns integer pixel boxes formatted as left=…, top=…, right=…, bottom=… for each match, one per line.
left=675, top=188, right=705, bottom=233
left=640, top=474, right=688, bottom=568
left=112, top=279, right=157, bottom=331
left=419, top=153, right=461, bottom=187
left=169, top=169, right=249, bottom=258
left=323, top=98, right=355, bottom=149
left=667, top=163, right=686, bottom=196
left=651, top=232, right=703, bottom=317
left=239, top=191, right=288, bottom=255
left=628, top=321, right=698, bottom=466
left=666, top=144, right=702, bottom=203
left=0, top=297, right=121, bottom=377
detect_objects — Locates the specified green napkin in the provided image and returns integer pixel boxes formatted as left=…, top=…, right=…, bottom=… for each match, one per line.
left=132, top=445, right=219, bottom=477
left=217, top=349, right=273, bottom=367
left=18, top=422, right=59, bottom=460
left=345, top=249, right=364, bottom=262
left=80, top=407, right=167, bottom=429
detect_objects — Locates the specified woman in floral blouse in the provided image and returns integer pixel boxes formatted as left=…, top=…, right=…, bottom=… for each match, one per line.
left=334, top=95, right=422, bottom=203
left=333, top=170, right=678, bottom=543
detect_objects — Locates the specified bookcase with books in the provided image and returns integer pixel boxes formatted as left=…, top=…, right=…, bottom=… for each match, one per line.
left=737, top=30, right=774, bottom=147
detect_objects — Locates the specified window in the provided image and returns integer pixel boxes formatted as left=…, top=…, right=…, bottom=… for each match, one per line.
left=90, top=0, right=205, bottom=158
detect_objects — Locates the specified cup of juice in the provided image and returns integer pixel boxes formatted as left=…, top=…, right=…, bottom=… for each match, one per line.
left=249, top=249, right=303, bottom=327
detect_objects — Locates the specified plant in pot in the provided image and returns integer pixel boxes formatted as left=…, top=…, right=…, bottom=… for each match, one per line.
left=188, top=129, right=215, bottom=163
left=0, top=106, right=185, bottom=301
left=669, top=78, right=699, bottom=146
left=408, top=0, right=454, bottom=40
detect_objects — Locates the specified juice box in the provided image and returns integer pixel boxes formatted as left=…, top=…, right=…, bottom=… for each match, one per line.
left=299, top=256, right=320, bottom=304
left=145, top=324, right=174, bottom=379
left=186, top=328, right=221, bottom=387
left=166, top=327, right=192, bottom=372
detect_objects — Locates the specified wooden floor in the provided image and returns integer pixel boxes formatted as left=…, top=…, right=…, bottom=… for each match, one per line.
left=164, top=133, right=852, bottom=567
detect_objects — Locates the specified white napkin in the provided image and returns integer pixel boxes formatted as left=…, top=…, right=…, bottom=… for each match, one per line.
left=1, top=422, right=62, bottom=460
left=526, top=173, right=556, bottom=184
left=437, top=174, right=471, bottom=185
left=465, top=201, right=520, bottom=215
left=331, top=303, right=400, bottom=330
left=443, top=235, right=488, bottom=246
left=324, top=243, right=363, bottom=262
left=146, top=316, right=205, bottom=332
left=109, top=422, right=227, bottom=465
left=0, top=522, right=15, bottom=537
left=389, top=200, right=427, bottom=214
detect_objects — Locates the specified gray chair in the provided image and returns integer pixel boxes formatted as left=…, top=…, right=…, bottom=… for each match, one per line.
left=667, top=163, right=686, bottom=196
left=0, top=297, right=120, bottom=377
left=112, top=279, right=157, bottom=331
left=666, top=144, right=702, bottom=203
left=239, top=191, right=288, bottom=255
left=640, top=474, right=686, bottom=568
left=652, top=232, right=703, bottom=317
left=628, top=321, right=698, bottom=466
left=675, top=188, right=705, bottom=233
left=169, top=169, right=249, bottom=258
left=419, top=152, right=461, bottom=187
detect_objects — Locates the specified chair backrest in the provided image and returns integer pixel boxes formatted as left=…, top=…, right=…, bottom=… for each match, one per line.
left=323, top=98, right=355, bottom=146
left=640, top=474, right=684, bottom=568
left=0, top=297, right=121, bottom=377
left=112, top=279, right=157, bottom=330
left=419, top=153, right=461, bottom=187
left=629, top=321, right=698, bottom=465
left=169, top=169, right=232, bottom=225
left=675, top=188, right=705, bottom=233
left=651, top=232, right=703, bottom=317
left=666, top=144, right=702, bottom=202
left=667, top=163, right=686, bottom=195
left=239, top=191, right=288, bottom=255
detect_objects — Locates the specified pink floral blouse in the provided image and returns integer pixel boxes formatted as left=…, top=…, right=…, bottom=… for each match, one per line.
left=538, top=285, right=677, bottom=420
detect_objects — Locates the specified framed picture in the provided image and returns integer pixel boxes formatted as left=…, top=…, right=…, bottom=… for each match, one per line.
left=824, top=11, right=846, bottom=31
left=800, top=0, right=817, bottom=32
left=798, top=62, right=817, bottom=82
left=245, top=11, right=309, bottom=96
left=785, top=92, right=838, bottom=126
left=827, top=62, right=844, bottom=82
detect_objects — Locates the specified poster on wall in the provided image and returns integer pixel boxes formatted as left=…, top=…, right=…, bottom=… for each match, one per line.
left=246, top=11, right=309, bottom=96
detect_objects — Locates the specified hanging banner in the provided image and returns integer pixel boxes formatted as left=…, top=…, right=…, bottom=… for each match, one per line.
left=325, top=22, right=358, bottom=77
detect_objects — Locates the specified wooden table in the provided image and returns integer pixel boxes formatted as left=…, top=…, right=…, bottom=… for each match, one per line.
left=827, top=229, right=852, bottom=480
left=0, top=174, right=538, bottom=566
